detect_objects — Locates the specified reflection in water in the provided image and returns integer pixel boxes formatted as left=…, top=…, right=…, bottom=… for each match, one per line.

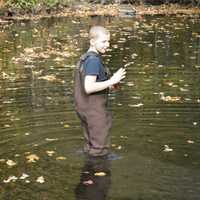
left=75, top=156, right=111, bottom=200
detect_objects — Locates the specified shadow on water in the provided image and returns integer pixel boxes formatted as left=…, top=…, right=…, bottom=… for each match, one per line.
left=0, top=14, right=200, bottom=199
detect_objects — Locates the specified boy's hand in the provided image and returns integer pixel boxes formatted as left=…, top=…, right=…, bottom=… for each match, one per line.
left=109, top=68, right=126, bottom=85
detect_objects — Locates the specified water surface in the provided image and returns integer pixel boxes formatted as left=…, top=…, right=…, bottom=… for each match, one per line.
left=0, top=15, right=200, bottom=200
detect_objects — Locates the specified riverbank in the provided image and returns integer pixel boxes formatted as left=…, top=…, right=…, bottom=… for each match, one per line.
left=0, top=3, right=200, bottom=22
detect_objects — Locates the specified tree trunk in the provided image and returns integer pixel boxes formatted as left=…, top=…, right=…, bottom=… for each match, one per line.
left=0, top=0, right=5, bottom=8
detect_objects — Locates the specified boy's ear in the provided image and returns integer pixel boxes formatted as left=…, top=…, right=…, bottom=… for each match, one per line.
left=90, top=39, right=95, bottom=46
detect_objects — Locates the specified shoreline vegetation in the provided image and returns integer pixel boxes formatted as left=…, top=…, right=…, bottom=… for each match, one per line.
left=0, top=1, right=200, bottom=22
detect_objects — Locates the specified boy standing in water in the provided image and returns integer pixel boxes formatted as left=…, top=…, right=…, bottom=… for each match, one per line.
left=74, top=26, right=126, bottom=157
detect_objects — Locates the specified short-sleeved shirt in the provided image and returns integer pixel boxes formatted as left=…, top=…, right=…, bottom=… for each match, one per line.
left=83, top=52, right=108, bottom=82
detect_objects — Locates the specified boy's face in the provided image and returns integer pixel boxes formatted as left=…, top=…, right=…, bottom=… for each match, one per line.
left=91, top=33, right=110, bottom=54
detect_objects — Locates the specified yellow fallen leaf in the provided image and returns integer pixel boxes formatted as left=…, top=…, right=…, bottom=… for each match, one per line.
left=128, top=103, right=144, bottom=107
left=64, top=124, right=70, bottom=128
left=120, top=135, right=128, bottom=139
left=56, top=156, right=66, bottom=160
left=160, top=93, right=181, bottom=102
left=36, top=176, right=45, bottom=183
left=26, top=154, right=39, bottom=163
left=83, top=179, right=94, bottom=185
left=117, top=145, right=122, bottom=150
left=3, top=176, right=18, bottom=183
left=4, top=124, right=11, bottom=128
left=45, top=138, right=58, bottom=141
left=187, top=140, right=194, bottom=144
left=38, top=75, right=57, bottom=82
left=193, top=122, right=198, bottom=126
left=19, top=173, right=29, bottom=180
left=126, top=82, right=134, bottom=86
left=163, top=145, right=173, bottom=152
left=6, top=160, right=17, bottom=167
left=94, top=172, right=106, bottom=176
left=173, top=52, right=180, bottom=56
left=46, top=150, right=56, bottom=156
left=24, top=48, right=34, bottom=54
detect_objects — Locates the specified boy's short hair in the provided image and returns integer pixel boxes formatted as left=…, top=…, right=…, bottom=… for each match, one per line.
left=89, top=26, right=110, bottom=40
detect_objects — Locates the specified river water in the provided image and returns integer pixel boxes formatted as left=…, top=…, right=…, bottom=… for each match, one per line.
left=0, top=15, right=200, bottom=200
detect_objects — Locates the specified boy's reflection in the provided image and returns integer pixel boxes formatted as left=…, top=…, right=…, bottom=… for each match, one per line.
left=75, top=155, right=111, bottom=200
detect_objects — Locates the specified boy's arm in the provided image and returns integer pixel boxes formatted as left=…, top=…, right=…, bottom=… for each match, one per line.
left=84, top=68, right=126, bottom=94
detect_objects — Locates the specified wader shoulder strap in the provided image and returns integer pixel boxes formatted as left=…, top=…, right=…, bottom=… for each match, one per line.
left=79, top=51, right=99, bottom=73
left=75, top=52, right=99, bottom=94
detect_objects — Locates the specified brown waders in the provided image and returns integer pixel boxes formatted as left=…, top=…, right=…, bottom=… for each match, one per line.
left=74, top=52, right=112, bottom=156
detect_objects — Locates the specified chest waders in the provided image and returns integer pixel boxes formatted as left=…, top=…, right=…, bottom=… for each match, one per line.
left=74, top=52, right=112, bottom=156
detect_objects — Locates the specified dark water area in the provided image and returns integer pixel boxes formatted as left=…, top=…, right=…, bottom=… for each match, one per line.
left=0, top=15, right=200, bottom=199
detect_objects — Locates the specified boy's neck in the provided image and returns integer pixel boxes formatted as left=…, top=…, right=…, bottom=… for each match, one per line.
left=88, top=47, right=99, bottom=54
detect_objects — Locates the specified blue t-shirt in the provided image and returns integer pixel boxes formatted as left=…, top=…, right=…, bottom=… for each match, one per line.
left=83, top=54, right=108, bottom=82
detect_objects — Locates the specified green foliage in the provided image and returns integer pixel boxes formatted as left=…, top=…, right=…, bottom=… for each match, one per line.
left=6, top=0, right=38, bottom=9
left=42, top=0, right=74, bottom=8
left=5, top=0, right=74, bottom=9
left=43, top=0, right=59, bottom=7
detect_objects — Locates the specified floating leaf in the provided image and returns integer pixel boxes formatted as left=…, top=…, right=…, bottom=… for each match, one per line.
left=46, top=150, right=56, bottom=157
left=187, top=140, right=194, bottom=144
left=45, top=138, right=58, bottom=141
left=128, top=103, right=143, bottom=107
left=24, top=48, right=34, bottom=54
left=64, top=124, right=70, bottom=128
left=26, top=154, right=40, bottom=163
left=83, top=180, right=94, bottom=185
left=160, top=93, right=181, bottom=102
left=180, top=87, right=189, bottom=92
left=36, top=176, right=45, bottom=184
left=193, top=122, right=198, bottom=126
left=6, top=160, right=17, bottom=167
left=3, top=176, right=18, bottom=183
left=4, top=124, right=11, bottom=128
left=126, top=82, right=134, bottom=86
left=94, top=172, right=106, bottom=176
left=38, top=75, right=57, bottom=82
left=19, top=173, right=29, bottom=180
left=173, top=52, right=180, bottom=56
left=120, top=135, right=128, bottom=139
left=163, top=145, right=173, bottom=152
left=117, top=145, right=122, bottom=150
left=56, top=156, right=67, bottom=160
